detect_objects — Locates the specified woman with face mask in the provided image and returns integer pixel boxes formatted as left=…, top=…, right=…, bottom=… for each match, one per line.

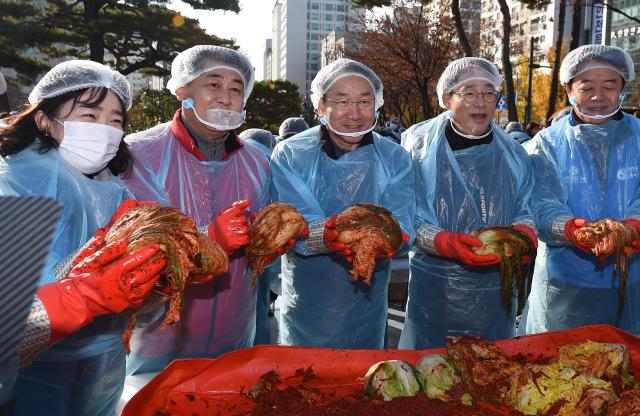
left=519, top=45, right=640, bottom=336
left=0, top=60, right=167, bottom=416
left=399, top=58, right=537, bottom=349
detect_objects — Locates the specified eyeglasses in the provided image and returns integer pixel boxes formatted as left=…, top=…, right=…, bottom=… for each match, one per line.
left=323, top=96, right=375, bottom=110
left=452, top=90, right=502, bottom=104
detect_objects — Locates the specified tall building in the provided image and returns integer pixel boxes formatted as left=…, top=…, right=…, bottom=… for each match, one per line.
left=605, top=0, right=640, bottom=104
left=461, top=0, right=482, bottom=50
left=264, top=39, right=273, bottom=80
left=429, top=0, right=482, bottom=53
left=320, top=30, right=357, bottom=67
left=479, top=0, right=570, bottom=66
left=125, top=71, right=164, bottom=93
left=269, top=0, right=356, bottom=95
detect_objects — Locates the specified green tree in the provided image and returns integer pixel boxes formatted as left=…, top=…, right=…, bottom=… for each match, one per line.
left=0, top=0, right=239, bottom=86
left=126, top=88, right=179, bottom=134
left=243, top=80, right=304, bottom=134
left=0, top=2, right=83, bottom=84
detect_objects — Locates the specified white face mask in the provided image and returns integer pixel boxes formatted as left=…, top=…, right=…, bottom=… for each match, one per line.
left=56, top=120, right=123, bottom=174
left=569, top=93, right=625, bottom=121
left=182, top=98, right=245, bottom=131
left=319, top=113, right=379, bottom=138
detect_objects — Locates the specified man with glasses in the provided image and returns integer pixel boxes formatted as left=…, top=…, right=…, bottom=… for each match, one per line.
left=269, top=58, right=416, bottom=348
left=399, top=57, right=537, bottom=349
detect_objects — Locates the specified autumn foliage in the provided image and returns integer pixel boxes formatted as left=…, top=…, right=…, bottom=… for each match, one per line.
left=343, top=1, right=462, bottom=125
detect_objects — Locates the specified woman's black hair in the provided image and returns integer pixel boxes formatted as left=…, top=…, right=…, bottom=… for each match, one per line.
left=0, top=86, right=133, bottom=178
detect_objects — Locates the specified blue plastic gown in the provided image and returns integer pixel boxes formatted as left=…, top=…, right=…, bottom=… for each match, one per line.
left=399, top=112, right=534, bottom=349
left=254, top=259, right=280, bottom=345
left=248, top=142, right=281, bottom=346
left=519, top=112, right=640, bottom=335
left=270, top=126, right=416, bottom=349
left=122, top=120, right=269, bottom=375
left=0, top=141, right=131, bottom=416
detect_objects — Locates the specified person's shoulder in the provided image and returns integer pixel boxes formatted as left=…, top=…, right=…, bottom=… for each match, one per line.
left=537, top=118, right=567, bottom=143
left=402, top=115, right=450, bottom=157
left=622, top=112, right=640, bottom=130
left=275, top=126, right=320, bottom=151
left=271, top=127, right=321, bottom=168
left=496, top=125, right=528, bottom=154
left=0, top=143, right=87, bottom=193
left=124, top=121, right=172, bottom=145
left=1, top=141, right=55, bottom=166
left=404, top=118, right=437, bottom=136
left=239, top=139, right=271, bottom=163
left=372, top=132, right=413, bottom=172
left=373, top=131, right=408, bottom=153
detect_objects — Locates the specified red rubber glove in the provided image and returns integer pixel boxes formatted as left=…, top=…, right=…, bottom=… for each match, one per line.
left=37, top=241, right=166, bottom=342
left=70, top=232, right=107, bottom=269
left=324, top=218, right=409, bottom=263
left=261, top=237, right=300, bottom=266
left=622, top=218, right=640, bottom=254
left=254, top=213, right=309, bottom=265
left=433, top=231, right=499, bottom=266
left=513, top=224, right=538, bottom=263
left=564, top=217, right=590, bottom=252
left=375, top=232, right=411, bottom=259
left=208, top=200, right=251, bottom=255
left=273, top=222, right=309, bottom=257
left=108, top=199, right=159, bottom=228
left=324, top=215, right=352, bottom=259
left=70, top=200, right=160, bottom=264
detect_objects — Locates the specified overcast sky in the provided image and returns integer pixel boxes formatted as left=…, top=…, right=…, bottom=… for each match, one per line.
left=169, top=0, right=276, bottom=81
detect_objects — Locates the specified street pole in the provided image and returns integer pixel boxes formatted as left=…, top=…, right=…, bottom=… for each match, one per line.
left=525, top=36, right=534, bottom=125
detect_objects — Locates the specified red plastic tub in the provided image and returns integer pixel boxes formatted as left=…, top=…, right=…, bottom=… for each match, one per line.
left=123, top=324, right=640, bottom=415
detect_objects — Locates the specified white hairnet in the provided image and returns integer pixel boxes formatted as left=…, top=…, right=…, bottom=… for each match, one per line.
left=239, top=128, right=276, bottom=150
left=436, top=57, right=502, bottom=108
left=559, top=44, right=635, bottom=84
left=166, top=45, right=255, bottom=104
left=505, top=121, right=524, bottom=133
left=279, top=117, right=309, bottom=139
left=310, top=58, right=384, bottom=110
left=28, top=60, right=132, bottom=109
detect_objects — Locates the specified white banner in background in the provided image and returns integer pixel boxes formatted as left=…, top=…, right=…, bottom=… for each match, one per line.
left=593, top=2, right=604, bottom=44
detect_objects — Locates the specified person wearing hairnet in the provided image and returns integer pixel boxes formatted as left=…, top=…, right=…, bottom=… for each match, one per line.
left=121, top=45, right=280, bottom=375
left=239, top=128, right=277, bottom=153
left=0, top=60, right=167, bottom=415
left=519, top=45, right=640, bottom=335
left=238, top=128, right=281, bottom=344
left=504, top=121, right=531, bottom=144
left=279, top=117, right=309, bottom=140
left=270, top=58, right=415, bottom=348
left=399, top=57, right=537, bottom=349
